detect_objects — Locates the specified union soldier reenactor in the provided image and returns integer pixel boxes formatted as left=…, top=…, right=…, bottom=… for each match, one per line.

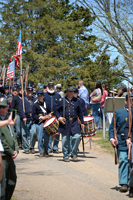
left=10, top=85, right=23, bottom=149
left=32, top=91, right=51, bottom=157
left=55, top=85, right=84, bottom=162
left=109, top=94, right=132, bottom=193
left=124, top=95, right=133, bottom=197
left=19, top=85, right=37, bottom=154
left=44, top=82, right=61, bottom=153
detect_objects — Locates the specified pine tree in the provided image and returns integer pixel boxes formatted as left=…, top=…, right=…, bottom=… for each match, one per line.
left=0, top=0, right=122, bottom=89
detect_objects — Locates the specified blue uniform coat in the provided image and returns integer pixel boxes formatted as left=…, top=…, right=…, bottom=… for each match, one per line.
left=109, top=108, right=128, bottom=151
left=19, top=96, right=37, bottom=123
left=44, top=92, right=61, bottom=113
left=32, top=100, right=51, bottom=124
left=55, top=96, right=84, bottom=135
left=124, top=108, right=133, bottom=141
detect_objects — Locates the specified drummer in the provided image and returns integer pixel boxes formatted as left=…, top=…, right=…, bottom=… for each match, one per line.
left=55, top=85, right=84, bottom=162
left=32, top=91, right=51, bottom=157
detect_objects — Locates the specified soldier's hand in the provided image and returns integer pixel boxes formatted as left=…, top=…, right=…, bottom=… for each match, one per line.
left=126, top=139, right=132, bottom=148
left=59, top=117, right=66, bottom=125
left=23, top=118, right=27, bottom=125
left=43, top=115, right=51, bottom=120
left=110, top=139, right=116, bottom=148
left=81, top=124, right=85, bottom=132
left=11, top=151, right=18, bottom=159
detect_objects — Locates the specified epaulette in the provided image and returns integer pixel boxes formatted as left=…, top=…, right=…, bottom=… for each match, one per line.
left=34, top=99, right=38, bottom=104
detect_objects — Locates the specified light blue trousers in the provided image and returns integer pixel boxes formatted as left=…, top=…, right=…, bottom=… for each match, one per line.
left=21, top=120, right=36, bottom=151
left=118, top=149, right=130, bottom=185
left=36, top=123, right=50, bottom=154
left=62, top=133, right=81, bottom=159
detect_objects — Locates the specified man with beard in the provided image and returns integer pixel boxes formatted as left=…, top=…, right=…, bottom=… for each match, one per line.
left=19, top=86, right=37, bottom=154
left=44, top=82, right=61, bottom=153
left=32, top=91, right=51, bottom=157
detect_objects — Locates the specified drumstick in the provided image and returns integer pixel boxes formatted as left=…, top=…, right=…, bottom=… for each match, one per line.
left=39, top=112, right=54, bottom=124
left=48, top=111, right=53, bottom=117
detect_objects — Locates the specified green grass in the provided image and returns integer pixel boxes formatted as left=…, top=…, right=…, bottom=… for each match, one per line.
left=93, top=129, right=114, bottom=155
left=11, top=196, right=17, bottom=200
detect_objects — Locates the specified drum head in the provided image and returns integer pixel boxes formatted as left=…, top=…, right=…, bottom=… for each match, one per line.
left=43, top=116, right=56, bottom=128
left=84, top=116, right=94, bottom=123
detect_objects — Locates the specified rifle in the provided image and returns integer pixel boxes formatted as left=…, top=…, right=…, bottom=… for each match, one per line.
left=113, top=88, right=118, bottom=165
left=128, top=85, right=132, bottom=160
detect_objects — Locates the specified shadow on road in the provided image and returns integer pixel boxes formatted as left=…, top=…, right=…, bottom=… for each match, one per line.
left=111, top=186, right=121, bottom=191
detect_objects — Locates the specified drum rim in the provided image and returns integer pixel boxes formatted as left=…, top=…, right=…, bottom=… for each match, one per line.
left=83, top=132, right=96, bottom=137
left=83, top=115, right=94, bottom=123
left=51, top=132, right=60, bottom=138
left=43, top=116, right=56, bottom=128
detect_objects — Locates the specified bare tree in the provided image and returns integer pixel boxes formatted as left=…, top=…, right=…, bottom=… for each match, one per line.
left=76, top=0, right=133, bottom=76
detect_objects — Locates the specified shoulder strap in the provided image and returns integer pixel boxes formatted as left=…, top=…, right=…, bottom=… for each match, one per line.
left=117, top=118, right=127, bottom=134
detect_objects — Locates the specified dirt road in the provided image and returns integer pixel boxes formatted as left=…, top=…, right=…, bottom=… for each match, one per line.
left=14, top=139, right=129, bottom=200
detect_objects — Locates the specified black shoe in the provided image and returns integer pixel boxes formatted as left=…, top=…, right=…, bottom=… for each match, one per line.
left=129, top=187, right=133, bottom=197
left=120, top=184, right=128, bottom=192
left=25, top=150, right=30, bottom=154
left=44, top=150, right=49, bottom=157
left=72, top=157, right=78, bottom=162
left=39, top=153, right=44, bottom=158
left=53, top=150, right=59, bottom=154
left=30, top=148, right=35, bottom=154
left=48, top=150, right=53, bottom=153
left=63, top=158, right=70, bottom=162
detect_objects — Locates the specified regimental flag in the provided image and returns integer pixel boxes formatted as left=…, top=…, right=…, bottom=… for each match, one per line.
left=7, top=60, right=15, bottom=80
left=10, top=30, right=22, bottom=70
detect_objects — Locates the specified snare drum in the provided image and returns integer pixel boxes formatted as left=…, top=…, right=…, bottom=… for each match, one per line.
left=83, top=116, right=96, bottom=137
left=43, top=116, right=60, bottom=138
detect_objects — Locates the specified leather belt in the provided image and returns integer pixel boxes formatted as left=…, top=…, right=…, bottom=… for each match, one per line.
left=66, top=117, right=77, bottom=121
left=26, top=113, right=32, bottom=117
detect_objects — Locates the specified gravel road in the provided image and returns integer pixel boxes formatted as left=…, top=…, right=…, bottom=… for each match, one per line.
left=14, top=138, right=129, bottom=200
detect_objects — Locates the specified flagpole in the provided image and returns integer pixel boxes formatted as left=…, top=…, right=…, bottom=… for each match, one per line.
left=3, top=66, right=5, bottom=86
left=20, top=55, right=25, bottom=112
left=9, top=80, right=11, bottom=95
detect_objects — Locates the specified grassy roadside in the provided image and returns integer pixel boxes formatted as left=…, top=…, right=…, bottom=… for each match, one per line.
left=11, top=197, right=17, bottom=200
left=93, top=129, right=114, bottom=155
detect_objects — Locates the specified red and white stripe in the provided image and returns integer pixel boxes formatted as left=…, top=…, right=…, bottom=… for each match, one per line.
left=7, top=66, right=14, bottom=80
left=16, top=42, right=22, bottom=56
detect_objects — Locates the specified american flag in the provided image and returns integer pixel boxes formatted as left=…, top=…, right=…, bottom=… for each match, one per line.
left=10, top=30, right=22, bottom=70
left=7, top=60, right=15, bottom=80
